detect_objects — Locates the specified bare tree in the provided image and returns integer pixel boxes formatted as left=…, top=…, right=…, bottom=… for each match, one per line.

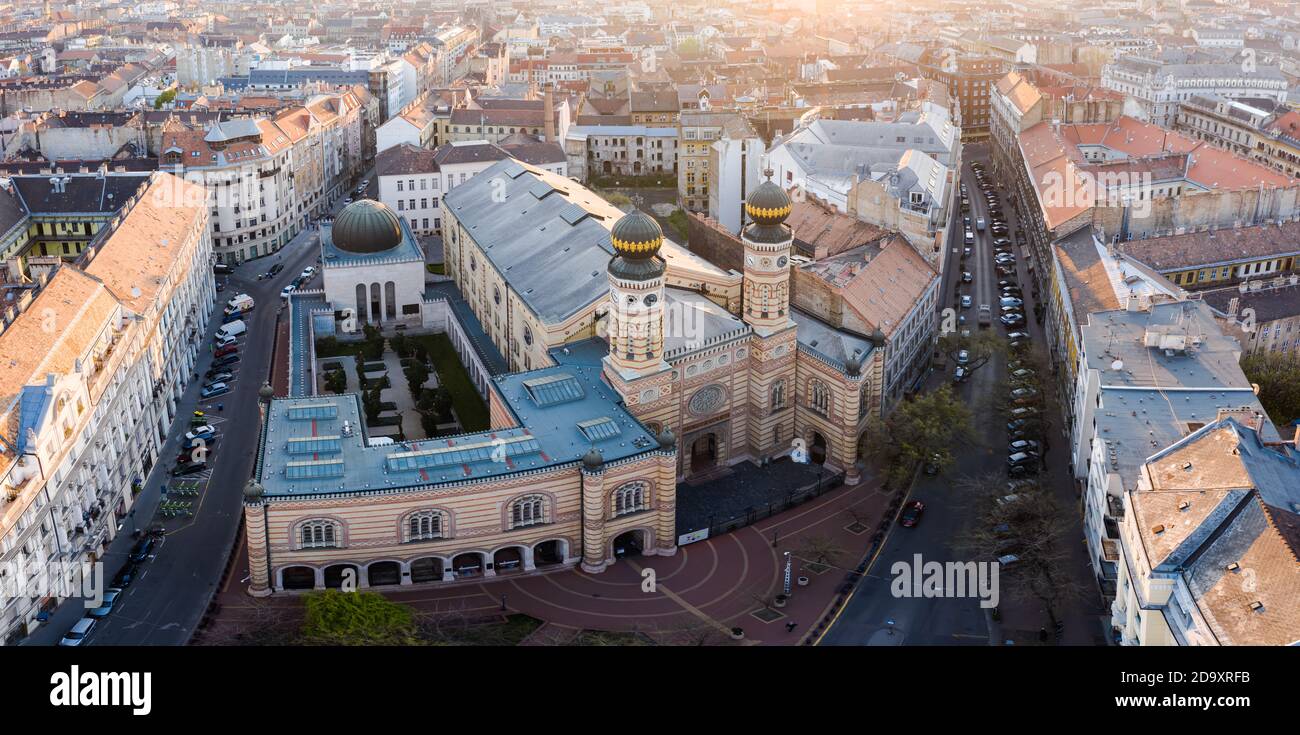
left=954, top=475, right=1086, bottom=627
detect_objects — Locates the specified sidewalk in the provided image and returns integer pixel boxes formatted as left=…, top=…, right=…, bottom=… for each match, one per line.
left=204, top=472, right=895, bottom=645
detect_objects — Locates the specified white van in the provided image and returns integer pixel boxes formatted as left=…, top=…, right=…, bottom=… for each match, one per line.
left=224, top=294, right=254, bottom=315
left=216, top=320, right=246, bottom=340
left=59, top=617, right=96, bottom=646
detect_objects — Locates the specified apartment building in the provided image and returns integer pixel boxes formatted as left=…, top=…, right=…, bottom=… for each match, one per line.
left=0, top=173, right=213, bottom=643
left=161, top=90, right=367, bottom=264
left=1115, top=414, right=1300, bottom=645
left=1102, top=56, right=1288, bottom=128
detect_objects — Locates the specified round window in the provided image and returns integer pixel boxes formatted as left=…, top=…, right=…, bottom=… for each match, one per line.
left=523, top=327, right=533, bottom=346
left=494, top=286, right=501, bottom=305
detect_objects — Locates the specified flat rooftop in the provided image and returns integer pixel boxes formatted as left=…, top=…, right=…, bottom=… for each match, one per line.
left=257, top=365, right=658, bottom=498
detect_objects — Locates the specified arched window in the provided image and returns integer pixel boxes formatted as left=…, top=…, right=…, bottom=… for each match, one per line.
left=613, top=482, right=648, bottom=517
left=859, top=385, right=870, bottom=414
left=509, top=495, right=546, bottom=529
left=771, top=379, right=786, bottom=412
left=810, top=379, right=829, bottom=416
left=406, top=511, right=445, bottom=542
left=300, top=520, right=340, bottom=549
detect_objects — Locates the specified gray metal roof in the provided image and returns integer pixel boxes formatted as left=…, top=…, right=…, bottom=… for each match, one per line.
left=442, top=159, right=619, bottom=324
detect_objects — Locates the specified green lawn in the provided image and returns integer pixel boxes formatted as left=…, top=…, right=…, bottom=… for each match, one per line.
left=412, top=333, right=489, bottom=432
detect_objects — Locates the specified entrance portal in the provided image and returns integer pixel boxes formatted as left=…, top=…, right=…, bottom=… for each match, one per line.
left=690, top=433, right=718, bottom=472
left=613, top=530, right=645, bottom=559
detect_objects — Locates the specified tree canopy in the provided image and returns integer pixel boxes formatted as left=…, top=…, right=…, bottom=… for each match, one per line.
left=1241, top=352, right=1300, bottom=427
left=301, top=590, right=418, bottom=646
left=866, top=384, right=974, bottom=486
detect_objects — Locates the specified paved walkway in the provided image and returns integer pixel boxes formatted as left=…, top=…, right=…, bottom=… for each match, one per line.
left=205, top=472, right=894, bottom=645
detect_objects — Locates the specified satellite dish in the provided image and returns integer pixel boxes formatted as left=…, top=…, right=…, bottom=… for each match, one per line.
left=1111, top=359, right=1124, bottom=371
left=130, top=286, right=142, bottom=299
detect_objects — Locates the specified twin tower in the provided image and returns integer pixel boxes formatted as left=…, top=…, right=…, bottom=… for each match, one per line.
left=604, top=175, right=795, bottom=381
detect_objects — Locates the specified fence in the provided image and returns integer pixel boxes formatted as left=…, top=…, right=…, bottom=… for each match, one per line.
left=676, top=469, right=845, bottom=543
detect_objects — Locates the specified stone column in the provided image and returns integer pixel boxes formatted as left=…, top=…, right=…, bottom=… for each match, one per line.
left=522, top=546, right=536, bottom=571
left=580, top=465, right=608, bottom=573
left=399, top=561, right=412, bottom=586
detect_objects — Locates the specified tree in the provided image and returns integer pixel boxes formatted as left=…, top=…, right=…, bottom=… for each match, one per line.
left=390, top=332, right=410, bottom=358
left=796, top=534, right=846, bottom=571
left=153, top=88, right=177, bottom=109
left=676, top=38, right=702, bottom=57
left=363, top=385, right=383, bottom=421
left=404, top=360, right=430, bottom=395
left=599, top=190, right=632, bottom=209
left=667, top=208, right=690, bottom=240
left=1241, top=352, right=1300, bottom=427
left=865, top=384, right=974, bottom=487
left=301, top=590, right=418, bottom=646
left=938, top=329, right=1005, bottom=375
left=953, top=473, right=1088, bottom=628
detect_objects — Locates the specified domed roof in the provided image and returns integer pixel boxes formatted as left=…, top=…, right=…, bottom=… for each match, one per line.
left=582, top=447, right=604, bottom=470
left=657, top=426, right=676, bottom=450
left=243, top=480, right=264, bottom=500
left=745, top=175, right=792, bottom=226
left=331, top=199, right=403, bottom=254
left=610, top=208, right=663, bottom=259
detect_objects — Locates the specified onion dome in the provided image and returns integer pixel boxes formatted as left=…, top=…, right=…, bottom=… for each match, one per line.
left=845, top=353, right=863, bottom=377
left=582, top=447, right=604, bottom=470
left=258, top=382, right=275, bottom=402
left=657, top=426, right=676, bottom=450
left=745, top=178, right=792, bottom=226
left=608, top=208, right=666, bottom=281
left=610, top=208, right=663, bottom=258
left=331, top=199, right=403, bottom=254
left=243, top=480, right=264, bottom=500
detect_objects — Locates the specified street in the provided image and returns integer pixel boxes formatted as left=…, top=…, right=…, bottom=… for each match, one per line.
left=822, top=145, right=1104, bottom=645
left=23, top=178, right=367, bottom=647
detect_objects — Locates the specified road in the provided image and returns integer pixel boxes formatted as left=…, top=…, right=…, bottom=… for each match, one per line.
left=24, top=176, right=368, bottom=646
left=822, top=144, right=1102, bottom=645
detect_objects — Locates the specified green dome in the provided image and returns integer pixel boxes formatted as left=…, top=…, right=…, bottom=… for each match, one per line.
left=582, top=447, right=604, bottom=470
left=610, top=209, right=663, bottom=259
left=745, top=180, right=792, bottom=225
left=332, top=199, right=403, bottom=254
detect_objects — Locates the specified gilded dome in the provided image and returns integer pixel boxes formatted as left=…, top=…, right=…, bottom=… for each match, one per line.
left=331, top=199, right=403, bottom=254
left=745, top=179, right=792, bottom=225
left=610, top=208, right=663, bottom=259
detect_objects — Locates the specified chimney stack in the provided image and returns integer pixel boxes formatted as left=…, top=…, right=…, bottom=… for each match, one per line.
left=543, top=85, right=556, bottom=144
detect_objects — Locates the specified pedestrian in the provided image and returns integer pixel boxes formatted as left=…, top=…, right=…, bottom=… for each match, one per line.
left=785, top=621, right=797, bottom=633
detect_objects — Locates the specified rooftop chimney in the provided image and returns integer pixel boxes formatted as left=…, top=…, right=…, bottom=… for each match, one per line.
left=543, top=85, right=555, bottom=144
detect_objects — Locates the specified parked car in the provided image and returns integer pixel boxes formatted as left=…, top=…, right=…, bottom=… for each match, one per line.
left=1010, top=387, right=1039, bottom=400
left=1001, top=313, right=1025, bottom=326
left=962, top=271, right=973, bottom=283
left=213, top=354, right=240, bottom=367
left=953, top=366, right=969, bottom=382
left=200, top=382, right=230, bottom=399
left=1010, top=367, right=1035, bottom=380
left=214, top=344, right=238, bottom=358
left=172, top=462, right=207, bottom=476
left=1008, top=407, right=1039, bottom=419
left=956, top=349, right=970, bottom=365
left=1000, top=297, right=1024, bottom=308
left=268, top=263, right=285, bottom=277
left=960, top=295, right=973, bottom=308
left=1009, top=439, right=1041, bottom=453
left=899, top=500, right=926, bottom=527
left=129, top=537, right=154, bottom=563
left=186, top=425, right=215, bottom=442
left=88, top=588, right=123, bottom=619
left=1006, top=331, right=1030, bottom=342
left=59, top=617, right=96, bottom=646
left=205, top=371, right=234, bottom=384
left=112, top=563, right=137, bottom=588
left=300, top=266, right=316, bottom=280
left=923, top=453, right=941, bottom=475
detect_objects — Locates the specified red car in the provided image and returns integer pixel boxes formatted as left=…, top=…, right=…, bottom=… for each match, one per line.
left=214, top=344, right=238, bottom=358
left=899, top=500, right=925, bottom=527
